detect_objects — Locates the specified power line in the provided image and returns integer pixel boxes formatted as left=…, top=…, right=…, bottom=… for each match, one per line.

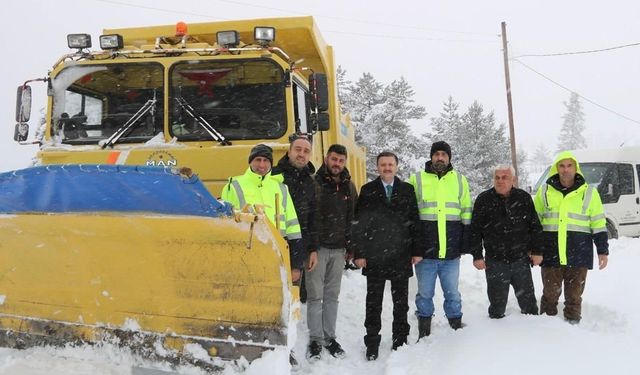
left=214, top=0, right=497, bottom=37
left=323, top=29, right=497, bottom=44
left=93, top=0, right=496, bottom=39
left=94, top=0, right=231, bottom=20
left=512, top=42, right=640, bottom=58
left=512, top=58, right=640, bottom=126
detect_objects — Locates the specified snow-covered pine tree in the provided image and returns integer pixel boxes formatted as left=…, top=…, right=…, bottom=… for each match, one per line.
left=532, top=143, right=553, bottom=166
left=426, top=98, right=510, bottom=195
left=516, top=144, right=530, bottom=189
left=339, top=71, right=426, bottom=180
left=557, top=92, right=587, bottom=152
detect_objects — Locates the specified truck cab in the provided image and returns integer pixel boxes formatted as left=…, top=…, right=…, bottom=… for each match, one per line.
left=14, top=17, right=366, bottom=194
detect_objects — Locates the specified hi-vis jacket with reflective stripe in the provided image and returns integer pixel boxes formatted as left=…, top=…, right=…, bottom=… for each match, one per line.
left=534, top=151, right=609, bottom=269
left=221, top=167, right=304, bottom=268
left=408, top=162, right=472, bottom=260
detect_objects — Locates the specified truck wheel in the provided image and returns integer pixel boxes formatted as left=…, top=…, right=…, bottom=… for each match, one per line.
left=606, top=221, right=618, bottom=239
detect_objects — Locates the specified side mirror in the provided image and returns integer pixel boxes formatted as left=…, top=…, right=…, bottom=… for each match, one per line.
left=14, top=122, right=29, bottom=142
left=312, top=112, right=330, bottom=132
left=16, top=85, right=32, bottom=123
left=308, top=73, right=328, bottom=112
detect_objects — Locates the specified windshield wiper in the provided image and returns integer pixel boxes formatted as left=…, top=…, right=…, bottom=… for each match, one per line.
left=175, top=97, right=231, bottom=145
left=101, top=98, right=157, bottom=149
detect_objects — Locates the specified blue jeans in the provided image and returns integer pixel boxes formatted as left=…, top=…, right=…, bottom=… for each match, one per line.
left=415, top=258, right=462, bottom=319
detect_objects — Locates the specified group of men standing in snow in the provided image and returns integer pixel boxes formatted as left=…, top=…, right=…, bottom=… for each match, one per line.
left=221, top=135, right=609, bottom=363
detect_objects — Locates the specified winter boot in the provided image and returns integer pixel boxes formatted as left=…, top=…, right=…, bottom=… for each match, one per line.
left=366, top=345, right=379, bottom=361
left=325, top=339, right=346, bottom=358
left=448, top=317, right=463, bottom=330
left=307, top=341, right=322, bottom=360
left=418, top=316, right=432, bottom=339
left=391, top=336, right=407, bottom=351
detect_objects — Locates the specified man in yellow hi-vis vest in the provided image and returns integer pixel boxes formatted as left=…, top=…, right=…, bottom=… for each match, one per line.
left=534, top=151, right=609, bottom=324
left=408, top=141, right=472, bottom=339
left=221, top=144, right=304, bottom=282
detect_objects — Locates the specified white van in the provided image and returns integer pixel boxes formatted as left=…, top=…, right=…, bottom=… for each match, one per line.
left=533, top=147, right=640, bottom=239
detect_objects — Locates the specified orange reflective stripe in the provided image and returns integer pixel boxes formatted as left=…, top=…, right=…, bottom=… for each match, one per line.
left=106, top=151, right=120, bottom=164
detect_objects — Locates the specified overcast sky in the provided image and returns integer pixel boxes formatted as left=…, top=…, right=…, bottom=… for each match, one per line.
left=2, top=0, right=639, bottom=172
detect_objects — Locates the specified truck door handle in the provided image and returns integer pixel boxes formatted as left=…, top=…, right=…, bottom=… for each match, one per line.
left=637, top=197, right=639, bottom=204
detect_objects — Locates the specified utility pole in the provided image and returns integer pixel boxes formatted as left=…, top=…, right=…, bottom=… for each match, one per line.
left=501, top=21, right=519, bottom=186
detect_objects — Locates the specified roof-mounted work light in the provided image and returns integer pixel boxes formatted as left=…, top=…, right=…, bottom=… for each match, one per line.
left=216, top=30, right=239, bottom=48
left=254, top=27, right=275, bottom=46
left=99, top=34, right=124, bottom=50
left=67, top=34, right=92, bottom=49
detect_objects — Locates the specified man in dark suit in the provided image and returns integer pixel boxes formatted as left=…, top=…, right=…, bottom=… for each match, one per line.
left=353, top=151, right=423, bottom=361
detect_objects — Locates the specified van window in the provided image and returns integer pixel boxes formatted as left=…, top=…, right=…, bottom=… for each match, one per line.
left=619, top=163, right=635, bottom=195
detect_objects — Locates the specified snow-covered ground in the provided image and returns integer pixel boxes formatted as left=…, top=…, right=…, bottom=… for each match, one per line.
left=2, top=237, right=639, bottom=374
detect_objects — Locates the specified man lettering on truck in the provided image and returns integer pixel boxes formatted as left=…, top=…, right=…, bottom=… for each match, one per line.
left=534, top=151, right=609, bottom=324
left=221, top=144, right=305, bottom=281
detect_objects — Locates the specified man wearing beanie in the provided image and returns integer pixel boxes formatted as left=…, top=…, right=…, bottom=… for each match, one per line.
left=408, top=140, right=472, bottom=338
left=221, top=144, right=305, bottom=282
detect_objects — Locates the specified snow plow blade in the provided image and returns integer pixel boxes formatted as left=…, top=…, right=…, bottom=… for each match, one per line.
left=0, top=165, right=296, bottom=367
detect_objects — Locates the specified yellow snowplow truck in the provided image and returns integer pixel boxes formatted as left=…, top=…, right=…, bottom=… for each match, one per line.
left=2, top=16, right=365, bottom=368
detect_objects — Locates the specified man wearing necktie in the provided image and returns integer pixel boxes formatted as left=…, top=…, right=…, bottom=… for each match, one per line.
left=353, top=151, right=422, bottom=361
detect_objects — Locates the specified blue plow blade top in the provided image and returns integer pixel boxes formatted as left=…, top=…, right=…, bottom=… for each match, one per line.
left=0, top=165, right=232, bottom=218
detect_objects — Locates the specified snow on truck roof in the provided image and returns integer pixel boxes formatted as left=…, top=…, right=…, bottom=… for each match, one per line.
left=568, top=146, right=640, bottom=164
left=103, top=16, right=333, bottom=76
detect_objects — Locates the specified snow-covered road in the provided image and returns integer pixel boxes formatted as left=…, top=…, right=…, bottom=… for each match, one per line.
left=1, top=238, right=639, bottom=374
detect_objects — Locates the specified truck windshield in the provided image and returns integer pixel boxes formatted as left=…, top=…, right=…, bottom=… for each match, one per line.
left=51, top=63, right=164, bottom=145
left=169, top=59, right=286, bottom=141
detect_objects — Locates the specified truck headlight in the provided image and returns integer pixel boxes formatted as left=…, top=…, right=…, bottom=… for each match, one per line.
left=99, top=34, right=124, bottom=50
left=254, top=27, right=275, bottom=45
left=216, top=31, right=239, bottom=48
left=67, top=34, right=92, bottom=49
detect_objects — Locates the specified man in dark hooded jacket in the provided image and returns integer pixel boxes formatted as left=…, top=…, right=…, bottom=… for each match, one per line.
left=271, top=134, right=319, bottom=300
left=306, top=144, right=357, bottom=360
left=353, top=151, right=422, bottom=361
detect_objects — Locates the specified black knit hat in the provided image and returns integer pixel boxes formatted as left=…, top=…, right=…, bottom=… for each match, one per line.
left=248, top=144, right=273, bottom=164
left=430, top=141, right=452, bottom=159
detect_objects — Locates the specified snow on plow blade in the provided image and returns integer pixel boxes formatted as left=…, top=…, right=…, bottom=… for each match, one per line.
left=0, top=165, right=295, bottom=367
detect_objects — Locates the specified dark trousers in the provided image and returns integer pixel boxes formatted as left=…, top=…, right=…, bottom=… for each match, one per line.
left=485, top=258, right=538, bottom=317
left=540, top=266, right=588, bottom=321
left=364, top=276, right=409, bottom=348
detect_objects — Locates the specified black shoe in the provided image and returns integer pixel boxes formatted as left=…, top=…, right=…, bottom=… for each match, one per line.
left=307, top=341, right=322, bottom=360
left=366, top=345, right=378, bottom=361
left=391, top=337, right=407, bottom=351
left=448, top=317, right=463, bottom=330
left=565, top=318, right=581, bottom=325
left=325, top=339, right=346, bottom=358
left=289, top=352, right=299, bottom=366
left=418, top=316, right=432, bottom=339
left=489, top=314, right=505, bottom=319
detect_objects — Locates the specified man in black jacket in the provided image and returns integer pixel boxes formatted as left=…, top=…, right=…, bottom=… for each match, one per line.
left=306, top=144, right=358, bottom=360
left=470, top=165, right=543, bottom=318
left=353, top=152, right=422, bottom=361
left=271, top=134, right=319, bottom=299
